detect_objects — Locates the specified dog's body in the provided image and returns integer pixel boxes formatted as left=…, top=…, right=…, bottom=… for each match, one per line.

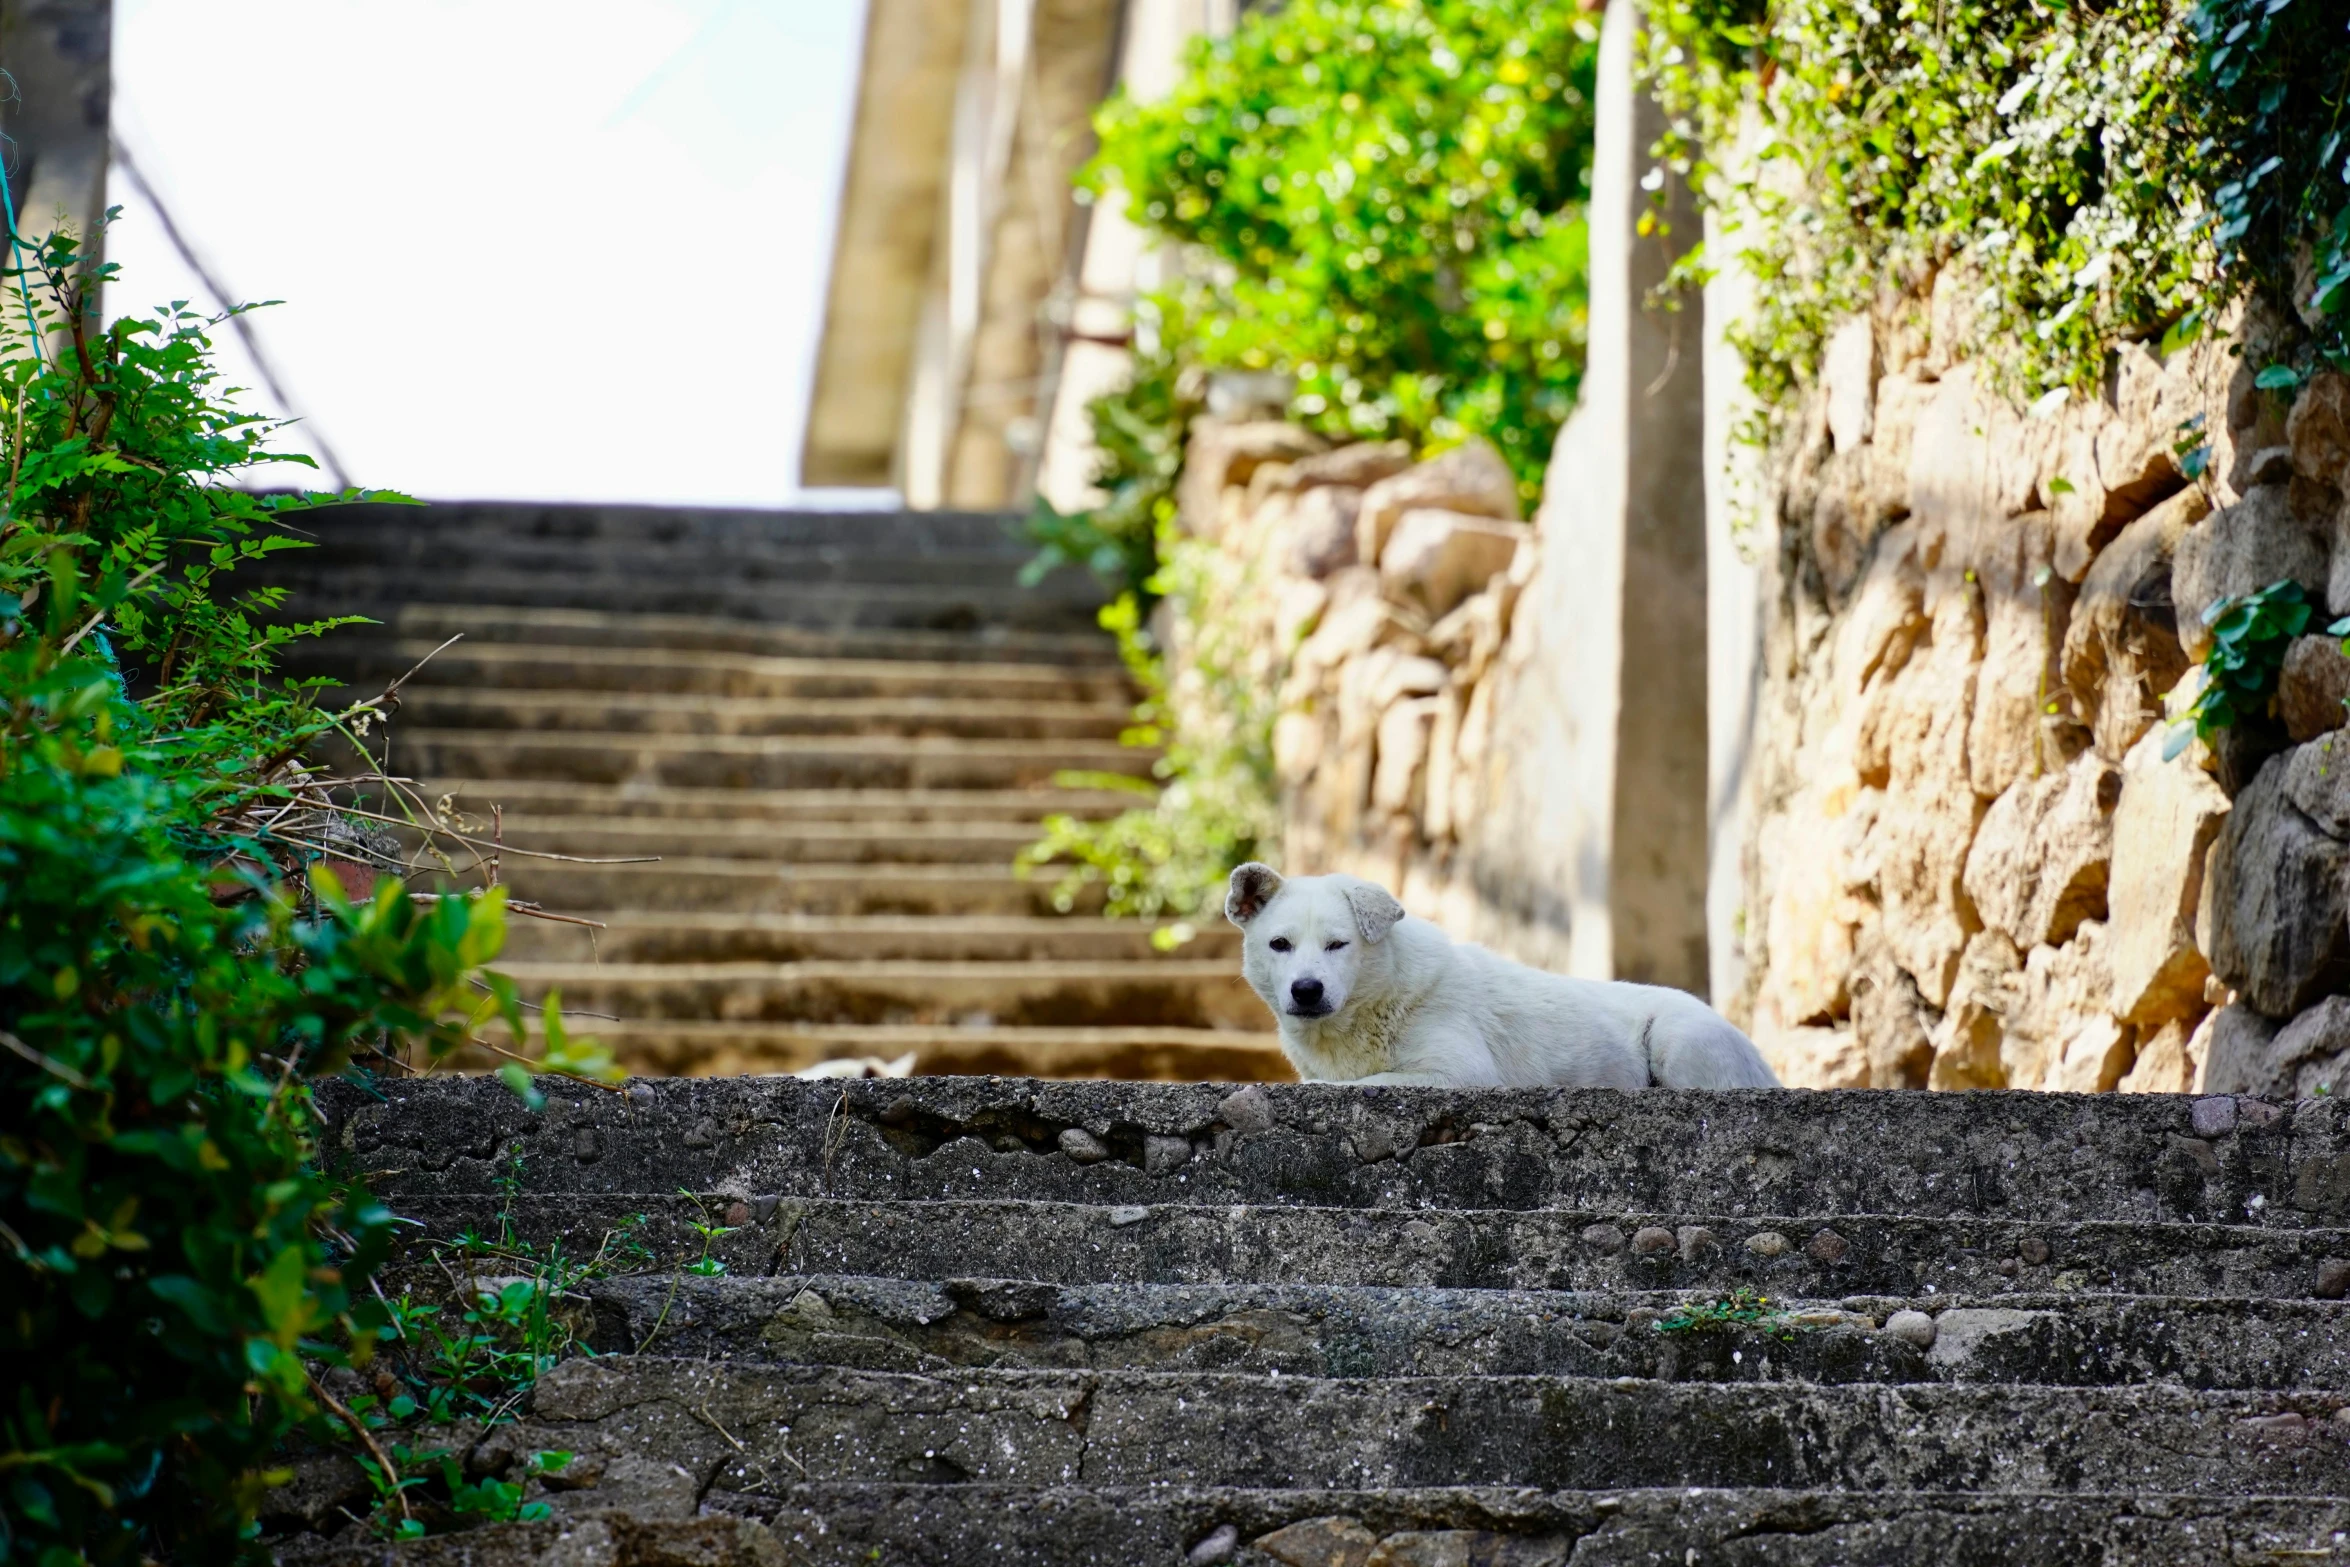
left=1226, top=865, right=1779, bottom=1089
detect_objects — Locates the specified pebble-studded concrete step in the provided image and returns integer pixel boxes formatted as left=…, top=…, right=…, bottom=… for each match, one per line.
left=284, top=641, right=1134, bottom=701
left=416, top=814, right=1057, bottom=865
left=392, top=689, right=1132, bottom=742
left=497, top=913, right=1241, bottom=965
left=266, top=570, right=1107, bottom=631
left=491, top=959, right=1263, bottom=1030
left=391, top=730, right=1154, bottom=790
left=479, top=1356, right=2350, bottom=1495
left=587, top=1272, right=2350, bottom=1389
left=368, top=603, right=1123, bottom=665
left=453, top=861, right=1109, bottom=917
left=286, top=501, right=1040, bottom=553
left=269, top=1487, right=2350, bottom=1567
left=372, top=1195, right=2350, bottom=1301
left=321, top=1078, right=2350, bottom=1229
left=279, top=537, right=1072, bottom=585
left=475, top=1024, right=1286, bottom=1083
left=412, top=782, right=1136, bottom=826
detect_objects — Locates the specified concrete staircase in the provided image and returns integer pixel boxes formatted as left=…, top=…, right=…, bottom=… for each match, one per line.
left=262, top=502, right=1284, bottom=1082
left=300, top=1075, right=2350, bottom=1565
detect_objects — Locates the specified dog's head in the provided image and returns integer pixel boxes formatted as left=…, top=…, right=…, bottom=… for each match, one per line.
left=1225, top=863, right=1405, bottom=1021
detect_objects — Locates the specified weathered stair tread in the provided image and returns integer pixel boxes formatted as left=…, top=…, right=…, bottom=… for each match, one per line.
left=498, top=913, right=1239, bottom=965
left=270, top=570, right=1106, bottom=630
left=413, top=781, right=1137, bottom=824
left=292, top=641, right=1132, bottom=700
left=323, top=1077, right=2350, bottom=1229
left=376, top=1193, right=2350, bottom=1298
left=494, top=1356, right=2350, bottom=1494
left=394, top=689, right=1132, bottom=741
left=271, top=1487, right=2350, bottom=1567
left=393, top=729, right=1154, bottom=790
left=430, top=815, right=1058, bottom=864
left=491, top=959, right=1262, bottom=1029
left=475, top=1024, right=1287, bottom=1082
left=461, top=862, right=1108, bottom=916
left=378, top=603, right=1122, bottom=665
left=292, top=500, right=1038, bottom=551
left=588, top=1272, right=2350, bottom=1389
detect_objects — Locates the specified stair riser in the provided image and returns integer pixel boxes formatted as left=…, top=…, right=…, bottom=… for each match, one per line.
left=393, top=735, right=1152, bottom=791
left=589, top=1274, right=2350, bottom=1390
left=392, top=694, right=1129, bottom=742
left=507, top=1358, right=2350, bottom=1494
left=413, top=783, right=1135, bottom=825
left=324, top=1078, right=2350, bottom=1230
left=288, top=502, right=1032, bottom=552
left=497, top=920, right=1239, bottom=964
left=267, top=576, right=1105, bottom=632
left=498, top=966, right=1265, bottom=1030
left=285, top=647, right=1132, bottom=702
left=465, top=864, right=1099, bottom=916
left=282, top=541, right=1063, bottom=587
left=651, top=1487, right=2350, bottom=1567
left=374, top=1197, right=2350, bottom=1303
left=411, top=822, right=1046, bottom=866
left=374, top=606, right=1121, bottom=664
left=487, top=1028, right=1288, bottom=1083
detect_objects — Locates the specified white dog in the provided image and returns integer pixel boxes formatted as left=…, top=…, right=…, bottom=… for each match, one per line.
left=1225, top=864, right=1780, bottom=1089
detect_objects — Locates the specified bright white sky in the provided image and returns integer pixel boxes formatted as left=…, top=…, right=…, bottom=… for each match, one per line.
left=107, top=0, right=865, bottom=504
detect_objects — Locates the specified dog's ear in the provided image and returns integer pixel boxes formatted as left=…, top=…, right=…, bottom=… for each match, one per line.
left=1225, top=863, right=1285, bottom=926
left=1344, top=880, right=1406, bottom=943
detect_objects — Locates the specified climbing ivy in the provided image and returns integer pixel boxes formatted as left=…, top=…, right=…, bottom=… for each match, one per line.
left=1087, top=0, right=1601, bottom=496
left=1645, top=0, right=2350, bottom=424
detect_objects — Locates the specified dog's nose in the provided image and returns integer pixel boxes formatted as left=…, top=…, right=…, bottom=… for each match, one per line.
left=1289, top=977, right=1324, bottom=1008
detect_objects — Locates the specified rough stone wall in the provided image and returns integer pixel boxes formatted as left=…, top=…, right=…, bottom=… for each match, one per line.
left=1735, top=280, right=2350, bottom=1097
left=1173, top=422, right=1576, bottom=966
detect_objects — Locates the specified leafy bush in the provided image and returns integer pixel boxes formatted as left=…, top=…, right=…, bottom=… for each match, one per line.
left=1019, top=544, right=1280, bottom=942
left=0, top=228, right=608, bottom=1566
left=1022, top=331, right=1198, bottom=604
left=1088, top=0, right=1601, bottom=495
left=1646, top=0, right=2350, bottom=424
left=1647, top=0, right=2203, bottom=418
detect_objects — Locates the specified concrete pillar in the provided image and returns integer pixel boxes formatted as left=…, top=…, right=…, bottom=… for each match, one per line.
left=0, top=0, right=111, bottom=331
left=1479, top=0, right=1710, bottom=992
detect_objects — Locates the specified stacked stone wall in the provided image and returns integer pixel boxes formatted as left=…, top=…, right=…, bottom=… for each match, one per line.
left=1739, top=281, right=2350, bottom=1095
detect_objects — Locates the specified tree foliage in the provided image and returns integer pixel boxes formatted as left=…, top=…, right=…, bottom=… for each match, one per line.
left=1088, top=0, right=1602, bottom=494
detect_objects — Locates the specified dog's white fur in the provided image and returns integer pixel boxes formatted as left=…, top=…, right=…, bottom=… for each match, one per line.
left=1226, top=864, right=1779, bottom=1089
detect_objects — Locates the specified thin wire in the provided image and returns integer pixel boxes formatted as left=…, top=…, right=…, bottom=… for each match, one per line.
left=0, top=147, right=45, bottom=369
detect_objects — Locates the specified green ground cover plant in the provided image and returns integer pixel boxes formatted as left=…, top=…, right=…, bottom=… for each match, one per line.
left=0, top=227, right=616, bottom=1566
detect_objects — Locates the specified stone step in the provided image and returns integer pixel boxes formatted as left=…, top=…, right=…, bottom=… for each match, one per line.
left=417, top=814, right=1047, bottom=866
left=498, top=913, right=1237, bottom=965
left=492, top=1356, right=2350, bottom=1495
left=373, top=1194, right=2350, bottom=1303
left=588, top=1272, right=2350, bottom=1390
left=486, top=1021, right=1288, bottom=1081
left=391, top=730, right=1152, bottom=790
left=358, top=604, right=1122, bottom=665
left=284, top=641, right=1132, bottom=701
left=322, top=1078, right=2350, bottom=1230
left=291, top=500, right=1036, bottom=553
left=409, top=781, right=1134, bottom=825
left=459, top=861, right=1099, bottom=916
left=392, top=689, right=1131, bottom=742
left=494, top=959, right=1264, bottom=1030
left=267, top=1486, right=2350, bottom=1567
left=265, top=570, right=1104, bottom=632
left=289, top=536, right=1057, bottom=586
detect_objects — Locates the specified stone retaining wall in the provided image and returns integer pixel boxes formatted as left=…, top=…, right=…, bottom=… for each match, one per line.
left=1163, top=287, right=2350, bottom=1101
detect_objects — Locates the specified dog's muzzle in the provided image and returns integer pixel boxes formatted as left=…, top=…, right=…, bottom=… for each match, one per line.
left=1287, top=978, right=1331, bottom=1017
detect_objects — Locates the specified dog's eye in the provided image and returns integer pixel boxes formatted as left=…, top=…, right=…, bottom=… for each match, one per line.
left=1269, top=938, right=1293, bottom=952
left=1325, top=940, right=1349, bottom=952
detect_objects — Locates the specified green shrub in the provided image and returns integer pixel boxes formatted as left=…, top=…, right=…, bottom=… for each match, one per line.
left=2167, top=578, right=2350, bottom=756
left=1021, top=330, right=1198, bottom=604
left=1646, top=0, right=2350, bottom=427
left=1087, top=0, right=1602, bottom=496
left=0, top=228, right=608, bottom=1566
